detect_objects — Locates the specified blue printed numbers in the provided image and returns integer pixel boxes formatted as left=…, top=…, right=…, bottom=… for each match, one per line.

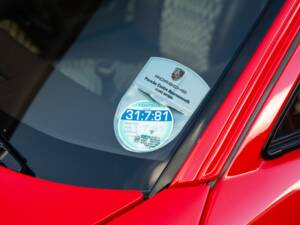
left=124, top=109, right=134, bottom=120
left=121, top=109, right=172, bottom=121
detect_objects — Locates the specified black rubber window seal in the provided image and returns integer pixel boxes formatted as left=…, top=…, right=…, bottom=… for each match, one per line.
left=262, top=81, right=300, bottom=160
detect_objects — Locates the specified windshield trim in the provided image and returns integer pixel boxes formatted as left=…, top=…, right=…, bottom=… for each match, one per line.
left=149, top=0, right=284, bottom=196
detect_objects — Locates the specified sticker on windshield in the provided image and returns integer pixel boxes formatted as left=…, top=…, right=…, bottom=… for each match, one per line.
left=114, top=57, right=210, bottom=155
left=135, top=57, right=210, bottom=115
left=117, top=101, right=174, bottom=153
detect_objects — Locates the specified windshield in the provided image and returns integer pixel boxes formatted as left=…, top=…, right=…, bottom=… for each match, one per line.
left=0, top=0, right=275, bottom=191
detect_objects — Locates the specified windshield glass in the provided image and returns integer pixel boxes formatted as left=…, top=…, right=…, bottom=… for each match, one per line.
left=0, top=0, right=274, bottom=191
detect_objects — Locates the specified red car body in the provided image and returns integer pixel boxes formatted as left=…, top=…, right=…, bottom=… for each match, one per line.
left=1, top=1, right=300, bottom=224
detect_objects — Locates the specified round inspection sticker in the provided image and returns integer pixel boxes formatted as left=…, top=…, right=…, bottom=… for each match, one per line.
left=118, top=101, right=174, bottom=153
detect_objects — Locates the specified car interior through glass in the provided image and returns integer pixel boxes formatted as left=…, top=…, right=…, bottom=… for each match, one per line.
left=0, top=0, right=276, bottom=192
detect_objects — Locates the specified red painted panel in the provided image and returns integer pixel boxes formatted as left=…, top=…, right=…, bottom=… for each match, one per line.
left=250, top=185, right=300, bottom=225
left=107, top=185, right=210, bottom=225
left=228, top=44, right=300, bottom=176
left=172, top=0, right=300, bottom=186
left=200, top=25, right=300, bottom=225
left=201, top=148, right=300, bottom=225
left=0, top=167, right=143, bottom=225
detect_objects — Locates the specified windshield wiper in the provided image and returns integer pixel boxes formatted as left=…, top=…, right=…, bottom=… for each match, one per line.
left=0, top=133, right=35, bottom=176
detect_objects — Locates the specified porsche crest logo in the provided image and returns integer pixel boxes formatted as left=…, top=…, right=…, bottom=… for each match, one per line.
left=171, top=68, right=185, bottom=81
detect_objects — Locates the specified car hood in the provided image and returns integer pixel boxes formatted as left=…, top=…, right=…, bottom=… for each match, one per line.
left=0, top=167, right=143, bottom=225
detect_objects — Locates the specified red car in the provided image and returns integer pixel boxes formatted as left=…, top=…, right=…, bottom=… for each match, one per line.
left=0, top=0, right=299, bottom=224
